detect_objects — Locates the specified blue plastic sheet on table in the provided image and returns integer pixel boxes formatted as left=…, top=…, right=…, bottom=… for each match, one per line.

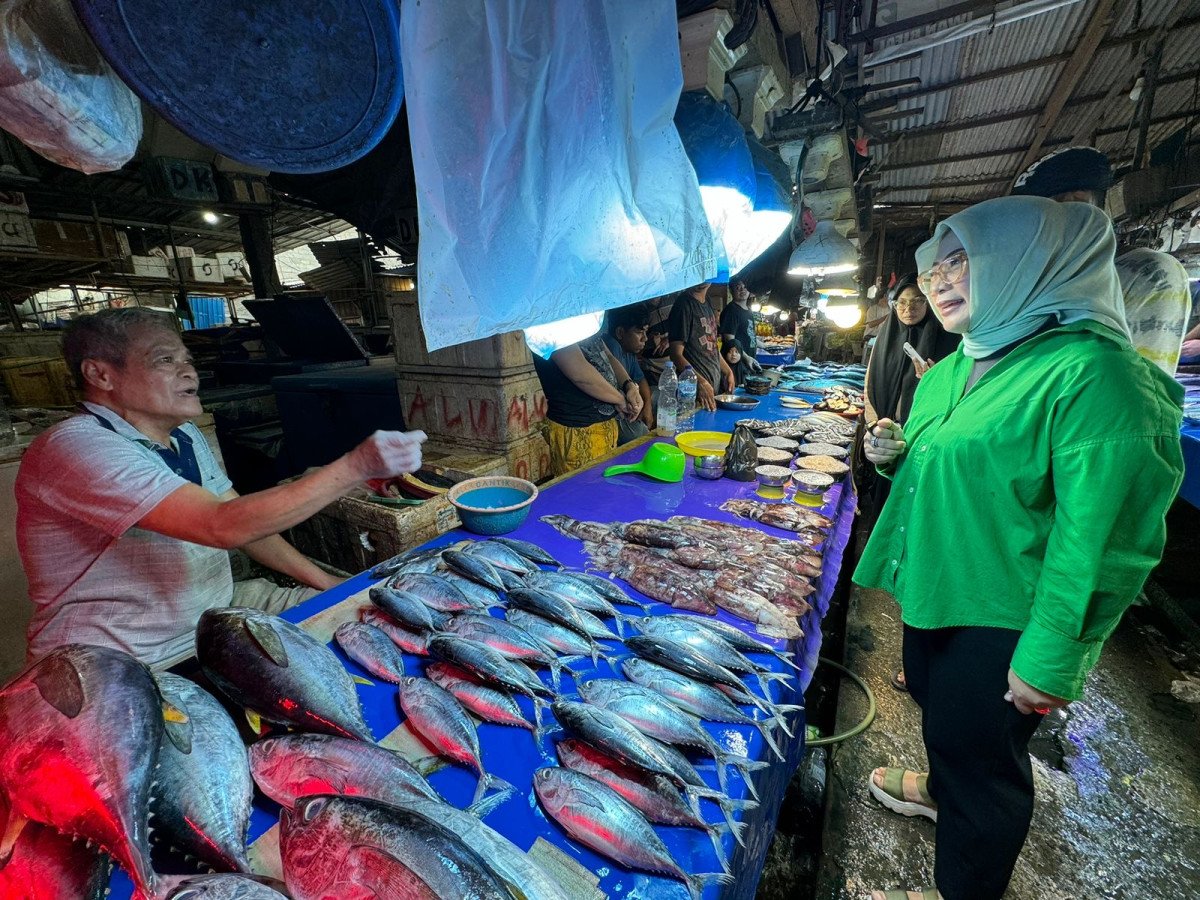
left=1180, top=384, right=1200, bottom=509
left=108, top=414, right=857, bottom=900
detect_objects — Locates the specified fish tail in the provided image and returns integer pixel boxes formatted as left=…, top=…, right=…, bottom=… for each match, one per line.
left=715, top=798, right=749, bottom=847
left=472, top=770, right=516, bottom=809
left=761, top=671, right=795, bottom=685
left=756, top=720, right=787, bottom=761
left=685, top=871, right=736, bottom=900
left=466, top=788, right=512, bottom=820
left=773, top=650, right=804, bottom=672
left=713, top=816, right=748, bottom=858
left=705, top=824, right=732, bottom=874
left=612, top=615, right=626, bottom=638
left=716, top=751, right=766, bottom=801
left=548, top=660, right=563, bottom=692
left=589, top=642, right=601, bottom=665
left=613, top=611, right=641, bottom=634
left=713, top=756, right=730, bottom=795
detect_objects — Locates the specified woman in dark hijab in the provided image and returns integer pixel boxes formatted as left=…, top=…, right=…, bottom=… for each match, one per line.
left=864, top=274, right=961, bottom=425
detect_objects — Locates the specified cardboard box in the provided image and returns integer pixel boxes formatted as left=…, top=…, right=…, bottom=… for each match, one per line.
left=32, top=220, right=122, bottom=258
left=0, top=213, right=37, bottom=251
left=116, top=255, right=171, bottom=278
left=174, top=256, right=224, bottom=283
left=153, top=244, right=197, bottom=259
left=396, top=369, right=547, bottom=446
left=216, top=252, right=248, bottom=282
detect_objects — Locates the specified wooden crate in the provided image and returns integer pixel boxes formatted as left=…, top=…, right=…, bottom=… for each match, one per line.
left=397, top=369, right=547, bottom=446
left=0, top=356, right=75, bottom=407
left=388, top=292, right=532, bottom=375
left=287, top=446, right=505, bottom=573
left=495, top=431, right=553, bottom=484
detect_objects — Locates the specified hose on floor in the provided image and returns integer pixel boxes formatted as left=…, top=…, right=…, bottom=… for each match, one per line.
left=805, top=656, right=877, bottom=747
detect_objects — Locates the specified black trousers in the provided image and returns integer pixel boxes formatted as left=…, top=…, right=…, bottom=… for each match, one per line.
left=903, top=625, right=1045, bottom=900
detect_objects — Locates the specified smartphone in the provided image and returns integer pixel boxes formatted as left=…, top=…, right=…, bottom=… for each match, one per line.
left=901, top=342, right=924, bottom=364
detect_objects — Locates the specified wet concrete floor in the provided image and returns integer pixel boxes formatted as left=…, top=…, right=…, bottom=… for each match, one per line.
left=760, top=571, right=1200, bottom=899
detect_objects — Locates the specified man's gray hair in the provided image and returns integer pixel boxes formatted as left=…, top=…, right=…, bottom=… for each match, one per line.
left=63, top=308, right=178, bottom=388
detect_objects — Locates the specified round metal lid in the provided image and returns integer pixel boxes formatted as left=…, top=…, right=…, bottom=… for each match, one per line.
left=71, top=0, right=404, bottom=173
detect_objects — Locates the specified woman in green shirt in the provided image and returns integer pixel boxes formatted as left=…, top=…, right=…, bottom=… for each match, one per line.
left=855, top=196, right=1183, bottom=900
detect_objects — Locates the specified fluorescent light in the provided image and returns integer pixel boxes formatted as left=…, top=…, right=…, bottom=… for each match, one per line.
left=788, top=220, right=859, bottom=276
left=523, top=311, right=604, bottom=359
left=202, top=211, right=220, bottom=225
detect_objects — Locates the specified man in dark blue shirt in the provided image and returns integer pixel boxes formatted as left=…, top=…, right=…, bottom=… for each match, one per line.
left=603, top=304, right=654, bottom=443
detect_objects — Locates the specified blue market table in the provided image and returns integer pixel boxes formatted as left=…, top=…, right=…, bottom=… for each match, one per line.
left=111, top=400, right=856, bottom=900
left=756, top=345, right=796, bottom=367
left=1177, top=375, right=1200, bottom=509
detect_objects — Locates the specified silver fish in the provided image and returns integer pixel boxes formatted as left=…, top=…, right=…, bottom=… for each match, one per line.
left=505, top=609, right=602, bottom=665
left=534, top=768, right=732, bottom=900
left=525, top=571, right=622, bottom=618
left=578, top=678, right=767, bottom=805
left=651, top=614, right=802, bottom=671
left=368, top=585, right=442, bottom=631
left=625, top=634, right=766, bottom=709
left=566, top=570, right=651, bottom=610
left=164, top=873, right=289, bottom=899
left=389, top=572, right=481, bottom=612
left=152, top=673, right=253, bottom=873
left=397, top=676, right=512, bottom=807
left=622, top=657, right=792, bottom=760
left=368, top=546, right=442, bottom=579
left=426, top=635, right=552, bottom=699
left=359, top=608, right=430, bottom=656
left=441, top=549, right=506, bottom=591
left=0, top=645, right=160, bottom=897
left=508, top=587, right=618, bottom=641
left=463, top=540, right=538, bottom=574
left=280, top=795, right=513, bottom=900
left=557, top=738, right=743, bottom=874
left=334, top=622, right=407, bottom=684
left=441, top=570, right=505, bottom=609
left=427, top=662, right=536, bottom=736
left=197, top=607, right=372, bottom=742
left=637, top=617, right=795, bottom=693
left=442, top=613, right=569, bottom=691
left=491, top=536, right=563, bottom=568
left=0, top=822, right=110, bottom=900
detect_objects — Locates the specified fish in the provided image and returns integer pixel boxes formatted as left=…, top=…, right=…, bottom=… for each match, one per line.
left=441, top=549, right=506, bottom=592
left=197, top=607, right=372, bottom=742
left=636, top=617, right=795, bottom=693
left=368, top=546, right=442, bottom=579
left=152, top=673, right=253, bottom=873
left=524, top=572, right=638, bottom=635
left=440, top=570, right=505, bottom=609
left=463, top=540, right=538, bottom=574
left=533, top=768, right=732, bottom=900
left=426, top=635, right=553, bottom=700
left=668, top=614, right=803, bottom=671
left=565, top=570, right=651, bottom=610
left=0, top=645, right=161, bottom=897
left=505, top=609, right=603, bottom=665
left=557, top=738, right=744, bottom=873
left=359, top=607, right=430, bottom=656
left=622, top=657, right=793, bottom=761
left=333, top=622, right=407, bottom=684
left=397, top=676, right=513, bottom=806
left=427, top=662, right=537, bottom=737
left=496, top=567, right=526, bottom=592
left=163, top=873, right=290, bottom=899
left=540, top=514, right=616, bottom=544
left=491, top=535, right=563, bottom=567
left=368, top=585, right=443, bottom=631
left=507, top=586, right=599, bottom=640
left=389, top=572, right=482, bottom=612
left=442, top=613, right=569, bottom=690
left=0, top=822, right=111, bottom=900
left=280, top=795, right=514, bottom=900
left=577, top=678, right=767, bottom=804
left=625, top=634, right=762, bottom=703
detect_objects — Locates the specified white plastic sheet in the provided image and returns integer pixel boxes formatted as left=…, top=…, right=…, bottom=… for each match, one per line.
left=400, top=0, right=716, bottom=352
left=0, top=0, right=141, bottom=174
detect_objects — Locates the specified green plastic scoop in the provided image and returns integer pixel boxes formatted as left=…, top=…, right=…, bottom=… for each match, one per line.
left=603, top=442, right=686, bottom=483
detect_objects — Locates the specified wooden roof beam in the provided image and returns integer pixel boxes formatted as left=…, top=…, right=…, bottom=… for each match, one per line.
left=1009, top=0, right=1120, bottom=188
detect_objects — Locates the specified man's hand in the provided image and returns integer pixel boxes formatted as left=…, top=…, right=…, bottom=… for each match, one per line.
left=346, top=430, right=427, bottom=481
left=1181, top=338, right=1200, bottom=361
left=722, top=370, right=735, bottom=393
left=624, top=383, right=643, bottom=421
left=864, top=418, right=906, bottom=466
left=1004, top=668, right=1069, bottom=715
left=913, top=357, right=934, bottom=379
left=697, top=377, right=717, bottom=412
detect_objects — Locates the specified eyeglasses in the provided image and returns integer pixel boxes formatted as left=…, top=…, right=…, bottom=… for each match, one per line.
left=892, top=297, right=927, bottom=311
left=917, top=249, right=969, bottom=295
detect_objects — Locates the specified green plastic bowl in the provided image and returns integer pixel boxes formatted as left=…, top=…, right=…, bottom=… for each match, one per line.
left=447, top=476, right=538, bottom=535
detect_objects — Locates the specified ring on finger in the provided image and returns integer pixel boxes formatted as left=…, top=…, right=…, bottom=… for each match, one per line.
left=870, top=435, right=879, bottom=448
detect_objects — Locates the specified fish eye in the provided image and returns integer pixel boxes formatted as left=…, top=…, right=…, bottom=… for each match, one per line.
left=299, top=797, right=328, bottom=822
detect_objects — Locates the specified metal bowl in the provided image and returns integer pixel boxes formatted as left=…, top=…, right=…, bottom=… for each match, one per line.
left=692, top=454, right=725, bottom=480
left=754, top=464, right=792, bottom=488
left=715, top=394, right=760, bottom=411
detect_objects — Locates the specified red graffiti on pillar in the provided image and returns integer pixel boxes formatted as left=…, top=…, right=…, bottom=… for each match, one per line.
left=440, top=396, right=464, bottom=431
left=406, top=388, right=429, bottom=426
left=506, top=397, right=529, bottom=435
left=514, top=459, right=530, bottom=480
left=470, top=399, right=497, bottom=441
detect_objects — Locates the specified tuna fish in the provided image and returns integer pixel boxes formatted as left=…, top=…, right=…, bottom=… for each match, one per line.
left=197, top=607, right=372, bottom=742
left=564, top=570, right=650, bottom=610
left=280, top=795, right=514, bottom=900
left=427, top=662, right=537, bottom=738
left=368, top=546, right=442, bottom=579
left=505, top=610, right=603, bottom=665
left=397, top=677, right=513, bottom=807
left=334, top=622, right=407, bottom=684
left=534, top=768, right=732, bottom=900
left=655, top=613, right=802, bottom=671
left=524, top=572, right=637, bottom=635
left=358, top=608, right=430, bottom=656
left=637, top=617, right=796, bottom=693
left=491, top=535, right=563, bottom=567
left=441, top=549, right=506, bottom=592
left=440, top=571, right=505, bottom=609
left=389, top=573, right=481, bottom=612
left=622, top=657, right=791, bottom=761
left=506, top=587, right=598, bottom=640
left=441, top=613, right=568, bottom=690
left=463, top=540, right=538, bottom=574
left=625, top=634, right=764, bottom=707
left=163, top=873, right=290, bottom=899
left=0, top=822, right=110, bottom=900
left=368, top=585, right=443, bottom=631
left=427, top=634, right=553, bottom=700
left=0, top=645, right=161, bottom=897
left=556, top=738, right=744, bottom=873
left=152, top=673, right=253, bottom=873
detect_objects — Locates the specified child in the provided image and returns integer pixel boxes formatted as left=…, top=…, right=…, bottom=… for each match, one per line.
left=722, top=339, right=758, bottom=388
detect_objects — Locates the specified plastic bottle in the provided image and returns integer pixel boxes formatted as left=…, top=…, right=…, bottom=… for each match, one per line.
left=657, top=362, right=678, bottom=436
left=676, top=366, right=697, bottom=435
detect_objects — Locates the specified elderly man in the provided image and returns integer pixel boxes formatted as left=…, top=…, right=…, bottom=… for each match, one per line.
left=16, top=308, right=425, bottom=669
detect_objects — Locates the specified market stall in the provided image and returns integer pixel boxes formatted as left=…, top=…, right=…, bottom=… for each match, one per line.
left=105, top=398, right=858, bottom=900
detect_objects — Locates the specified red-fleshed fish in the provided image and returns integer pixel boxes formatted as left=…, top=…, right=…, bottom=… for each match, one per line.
left=0, top=645, right=161, bottom=897
left=426, top=662, right=536, bottom=735
left=359, top=607, right=430, bottom=656
left=534, top=768, right=733, bottom=900
left=280, top=795, right=513, bottom=900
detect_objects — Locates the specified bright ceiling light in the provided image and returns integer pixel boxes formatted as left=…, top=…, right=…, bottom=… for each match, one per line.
left=750, top=301, right=762, bottom=312
left=788, top=220, right=859, bottom=276
left=818, top=295, right=862, bottom=329
left=523, top=311, right=604, bottom=359
left=815, top=273, right=859, bottom=297
left=761, top=304, right=780, bottom=316
left=202, top=211, right=220, bottom=225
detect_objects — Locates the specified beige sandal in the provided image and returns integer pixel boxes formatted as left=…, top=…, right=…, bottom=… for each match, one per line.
left=867, top=767, right=937, bottom=822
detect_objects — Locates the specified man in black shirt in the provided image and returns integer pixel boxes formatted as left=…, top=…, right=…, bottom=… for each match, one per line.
left=719, top=280, right=757, bottom=357
left=667, top=283, right=734, bottom=411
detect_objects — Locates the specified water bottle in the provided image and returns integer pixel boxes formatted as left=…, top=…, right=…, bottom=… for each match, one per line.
left=676, top=366, right=697, bottom=435
left=657, top=362, right=678, bottom=436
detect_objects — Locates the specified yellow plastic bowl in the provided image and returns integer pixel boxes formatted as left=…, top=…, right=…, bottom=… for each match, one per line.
left=674, top=430, right=733, bottom=457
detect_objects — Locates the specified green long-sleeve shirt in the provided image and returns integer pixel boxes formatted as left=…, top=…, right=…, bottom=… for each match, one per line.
left=854, top=322, right=1183, bottom=700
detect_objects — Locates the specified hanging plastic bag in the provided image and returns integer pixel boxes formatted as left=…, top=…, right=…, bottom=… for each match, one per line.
left=400, top=0, right=716, bottom=352
left=0, top=0, right=141, bottom=173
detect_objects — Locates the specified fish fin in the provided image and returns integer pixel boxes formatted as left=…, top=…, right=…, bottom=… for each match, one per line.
left=244, top=618, right=289, bottom=667
left=162, top=702, right=193, bottom=754
left=685, top=872, right=736, bottom=900
left=755, top=720, right=787, bottom=761
left=244, top=709, right=269, bottom=736
left=465, top=789, right=511, bottom=820
left=705, top=824, right=732, bottom=874
left=32, top=653, right=85, bottom=718
left=472, top=771, right=515, bottom=808
left=351, top=675, right=374, bottom=686
left=773, top=651, right=804, bottom=672
left=715, top=798, right=748, bottom=848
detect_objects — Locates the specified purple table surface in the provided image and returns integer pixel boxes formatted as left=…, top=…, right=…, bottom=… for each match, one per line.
left=110, top=401, right=857, bottom=900
left=1181, top=384, right=1200, bottom=509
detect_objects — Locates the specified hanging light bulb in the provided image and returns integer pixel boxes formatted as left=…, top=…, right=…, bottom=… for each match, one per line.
left=815, top=272, right=859, bottom=297
left=818, top=295, right=862, bottom=328
left=750, top=301, right=762, bottom=312
left=523, top=311, right=604, bottom=359
left=788, top=220, right=859, bottom=276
